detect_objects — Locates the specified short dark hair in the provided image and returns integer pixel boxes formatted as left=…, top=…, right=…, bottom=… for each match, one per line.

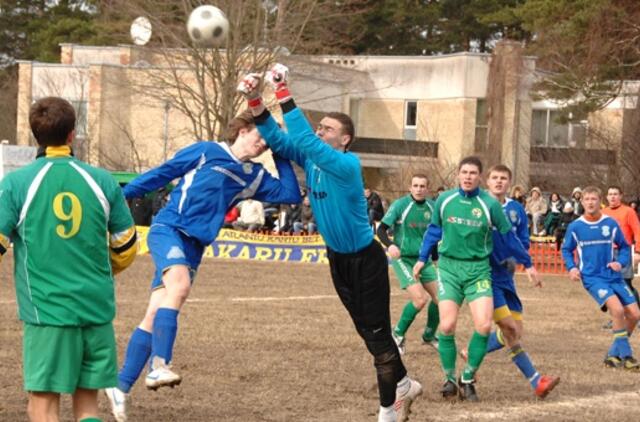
left=412, top=173, right=428, bottom=182
left=29, top=97, right=76, bottom=146
left=607, top=185, right=623, bottom=195
left=458, top=156, right=483, bottom=173
left=325, top=112, right=355, bottom=150
left=225, top=109, right=255, bottom=144
left=582, top=186, right=602, bottom=198
left=487, top=164, right=512, bottom=180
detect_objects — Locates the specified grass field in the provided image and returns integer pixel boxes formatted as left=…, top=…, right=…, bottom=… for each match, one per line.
left=2, top=254, right=640, bottom=421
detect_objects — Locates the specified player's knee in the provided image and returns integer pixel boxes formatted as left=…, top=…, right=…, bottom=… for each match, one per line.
left=439, top=320, right=456, bottom=335
left=474, top=319, right=492, bottom=335
left=412, top=296, right=427, bottom=310
left=626, top=307, right=640, bottom=323
left=609, top=304, right=625, bottom=320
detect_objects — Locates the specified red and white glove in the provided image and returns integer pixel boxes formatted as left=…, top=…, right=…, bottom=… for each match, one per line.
left=237, top=73, right=263, bottom=109
left=265, top=63, right=291, bottom=102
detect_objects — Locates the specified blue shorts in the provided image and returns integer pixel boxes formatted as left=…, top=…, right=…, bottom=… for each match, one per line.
left=148, top=224, right=205, bottom=289
left=584, top=278, right=637, bottom=307
left=492, top=278, right=523, bottom=321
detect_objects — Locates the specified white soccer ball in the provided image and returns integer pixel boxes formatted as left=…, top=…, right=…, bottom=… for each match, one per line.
left=187, top=5, right=229, bottom=47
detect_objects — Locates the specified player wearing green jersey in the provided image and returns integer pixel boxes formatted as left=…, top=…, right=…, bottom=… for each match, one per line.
left=413, top=156, right=511, bottom=402
left=0, top=97, right=137, bottom=422
left=377, top=174, right=439, bottom=354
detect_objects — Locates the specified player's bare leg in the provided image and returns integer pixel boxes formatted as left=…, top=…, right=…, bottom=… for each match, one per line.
left=72, top=388, right=99, bottom=421
left=28, top=392, right=60, bottom=422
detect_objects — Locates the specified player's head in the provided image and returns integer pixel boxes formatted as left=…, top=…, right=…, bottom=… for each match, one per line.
left=486, top=164, right=512, bottom=197
left=457, top=156, right=482, bottom=192
left=29, top=97, right=76, bottom=147
left=316, top=112, right=354, bottom=152
left=581, top=186, right=602, bottom=216
left=606, top=185, right=623, bottom=208
left=226, top=109, right=267, bottom=159
left=410, top=174, right=428, bottom=201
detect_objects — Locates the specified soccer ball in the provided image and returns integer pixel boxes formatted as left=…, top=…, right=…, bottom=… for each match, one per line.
left=187, top=5, right=229, bottom=47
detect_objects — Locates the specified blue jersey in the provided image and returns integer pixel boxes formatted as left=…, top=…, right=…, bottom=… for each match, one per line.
left=256, top=107, right=372, bottom=253
left=490, top=198, right=532, bottom=285
left=561, top=215, right=630, bottom=283
left=123, top=141, right=301, bottom=245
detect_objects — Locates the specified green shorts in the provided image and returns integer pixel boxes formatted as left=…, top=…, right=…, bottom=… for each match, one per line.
left=391, top=256, right=438, bottom=289
left=23, top=322, right=117, bottom=394
left=437, top=255, right=492, bottom=305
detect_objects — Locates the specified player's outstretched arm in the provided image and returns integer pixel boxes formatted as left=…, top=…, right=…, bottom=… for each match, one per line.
left=252, top=156, right=302, bottom=205
left=265, top=64, right=359, bottom=182
left=123, top=143, right=206, bottom=199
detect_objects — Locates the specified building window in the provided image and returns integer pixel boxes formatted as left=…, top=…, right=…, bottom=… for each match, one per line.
left=532, top=109, right=587, bottom=148
left=405, top=101, right=417, bottom=128
left=474, top=99, right=489, bottom=151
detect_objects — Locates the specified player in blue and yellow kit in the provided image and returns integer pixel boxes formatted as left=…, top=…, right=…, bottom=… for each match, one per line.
left=562, top=186, right=640, bottom=371
left=0, top=97, right=137, bottom=422
left=105, top=110, right=301, bottom=422
left=238, top=65, right=422, bottom=422
left=483, top=164, right=559, bottom=398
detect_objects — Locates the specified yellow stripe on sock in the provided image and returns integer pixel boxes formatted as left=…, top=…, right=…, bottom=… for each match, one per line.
left=493, top=305, right=512, bottom=322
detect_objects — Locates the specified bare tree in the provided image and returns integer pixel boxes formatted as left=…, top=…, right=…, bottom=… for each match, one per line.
left=105, top=0, right=370, bottom=142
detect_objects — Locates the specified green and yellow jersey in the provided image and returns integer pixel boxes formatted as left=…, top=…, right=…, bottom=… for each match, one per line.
left=0, top=146, right=136, bottom=326
left=432, top=188, right=511, bottom=260
left=381, top=194, right=434, bottom=258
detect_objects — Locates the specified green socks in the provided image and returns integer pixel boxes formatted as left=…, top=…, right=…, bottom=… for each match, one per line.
left=438, top=333, right=457, bottom=382
left=462, top=331, right=489, bottom=382
left=395, top=301, right=419, bottom=336
left=422, top=301, right=439, bottom=341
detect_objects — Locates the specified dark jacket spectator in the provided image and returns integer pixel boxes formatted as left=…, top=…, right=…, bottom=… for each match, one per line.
left=294, top=196, right=316, bottom=234
left=554, top=202, right=578, bottom=250
left=543, top=192, right=564, bottom=235
left=510, top=184, right=527, bottom=206
left=365, top=188, right=384, bottom=225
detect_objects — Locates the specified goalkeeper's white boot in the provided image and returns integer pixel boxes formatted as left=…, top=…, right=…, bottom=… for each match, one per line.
left=104, top=387, right=127, bottom=422
left=145, top=356, right=182, bottom=390
left=394, top=376, right=422, bottom=422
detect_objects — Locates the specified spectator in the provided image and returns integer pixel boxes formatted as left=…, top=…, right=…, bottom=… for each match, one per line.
left=542, top=192, right=564, bottom=236
left=510, top=184, right=527, bottom=206
left=223, top=206, right=239, bottom=229
left=554, top=202, right=578, bottom=250
left=130, top=196, right=153, bottom=226
left=232, top=198, right=265, bottom=232
left=433, top=186, right=445, bottom=200
left=365, top=187, right=384, bottom=228
left=293, top=195, right=316, bottom=234
left=525, top=186, right=547, bottom=236
left=630, top=199, right=640, bottom=221
left=570, top=187, right=585, bottom=216
left=275, top=203, right=300, bottom=234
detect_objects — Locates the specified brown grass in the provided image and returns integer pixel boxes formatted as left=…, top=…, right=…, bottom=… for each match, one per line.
left=2, top=254, right=640, bottom=421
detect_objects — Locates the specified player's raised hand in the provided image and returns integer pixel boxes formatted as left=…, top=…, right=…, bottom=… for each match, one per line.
left=569, top=267, right=582, bottom=282
left=265, top=63, right=291, bottom=102
left=525, top=265, right=543, bottom=288
left=412, top=261, right=425, bottom=282
left=607, top=261, right=622, bottom=272
left=237, top=73, right=262, bottom=99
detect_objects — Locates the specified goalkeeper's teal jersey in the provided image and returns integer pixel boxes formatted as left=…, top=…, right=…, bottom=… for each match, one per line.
left=381, top=194, right=434, bottom=258
left=0, top=146, right=133, bottom=326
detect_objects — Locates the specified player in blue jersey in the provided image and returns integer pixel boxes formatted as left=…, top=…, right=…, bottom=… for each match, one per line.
left=482, top=164, right=559, bottom=398
left=562, top=186, right=640, bottom=371
left=105, top=110, right=301, bottom=422
left=238, top=65, right=422, bottom=422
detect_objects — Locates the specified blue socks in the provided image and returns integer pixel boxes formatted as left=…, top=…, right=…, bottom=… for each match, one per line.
left=610, top=329, right=632, bottom=359
left=118, top=327, right=152, bottom=393
left=486, top=329, right=505, bottom=353
left=509, top=345, right=540, bottom=389
left=152, top=307, right=180, bottom=365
